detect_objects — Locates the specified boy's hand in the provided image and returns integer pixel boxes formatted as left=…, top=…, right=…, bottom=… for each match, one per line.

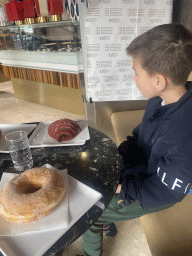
left=116, top=184, right=122, bottom=193
left=118, top=138, right=147, bottom=168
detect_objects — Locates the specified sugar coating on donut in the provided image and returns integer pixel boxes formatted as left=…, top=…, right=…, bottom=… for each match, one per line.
left=0, top=167, right=66, bottom=224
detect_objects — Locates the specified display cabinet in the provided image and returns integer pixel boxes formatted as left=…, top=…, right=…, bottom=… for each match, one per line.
left=0, top=20, right=83, bottom=86
left=0, top=19, right=81, bottom=52
left=0, top=20, right=85, bottom=116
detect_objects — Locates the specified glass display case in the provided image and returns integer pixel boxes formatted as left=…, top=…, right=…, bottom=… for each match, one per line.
left=0, top=19, right=85, bottom=116
left=0, top=20, right=83, bottom=73
left=0, top=20, right=81, bottom=52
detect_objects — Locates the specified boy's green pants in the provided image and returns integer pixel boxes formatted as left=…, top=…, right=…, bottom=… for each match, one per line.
left=82, top=194, right=175, bottom=256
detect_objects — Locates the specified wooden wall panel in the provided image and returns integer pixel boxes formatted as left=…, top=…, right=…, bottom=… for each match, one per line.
left=2, top=65, right=81, bottom=89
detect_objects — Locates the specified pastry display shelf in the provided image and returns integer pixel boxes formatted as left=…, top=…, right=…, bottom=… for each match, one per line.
left=0, top=20, right=83, bottom=73
left=0, top=20, right=79, bottom=30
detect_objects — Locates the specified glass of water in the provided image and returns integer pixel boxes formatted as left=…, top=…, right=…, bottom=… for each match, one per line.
left=5, top=130, right=33, bottom=172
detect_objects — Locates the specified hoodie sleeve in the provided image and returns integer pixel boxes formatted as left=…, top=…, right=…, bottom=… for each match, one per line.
left=120, top=129, right=192, bottom=210
left=132, top=124, right=141, bottom=139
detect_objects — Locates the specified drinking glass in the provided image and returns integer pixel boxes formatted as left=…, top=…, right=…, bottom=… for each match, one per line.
left=5, top=130, right=33, bottom=172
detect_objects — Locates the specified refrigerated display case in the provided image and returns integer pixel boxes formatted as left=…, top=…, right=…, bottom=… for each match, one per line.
left=0, top=20, right=85, bottom=116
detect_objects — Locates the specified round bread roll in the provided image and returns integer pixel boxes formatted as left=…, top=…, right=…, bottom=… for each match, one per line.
left=0, top=167, right=66, bottom=224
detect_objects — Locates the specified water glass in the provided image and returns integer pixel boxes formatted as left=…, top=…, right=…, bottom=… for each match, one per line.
left=5, top=130, right=33, bottom=172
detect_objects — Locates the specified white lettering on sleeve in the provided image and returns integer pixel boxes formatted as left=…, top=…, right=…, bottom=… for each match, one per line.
left=184, top=183, right=191, bottom=194
left=172, top=178, right=183, bottom=190
left=162, top=172, right=168, bottom=186
left=157, top=167, right=160, bottom=176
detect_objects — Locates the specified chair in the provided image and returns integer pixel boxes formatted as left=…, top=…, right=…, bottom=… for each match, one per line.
left=111, top=110, right=192, bottom=256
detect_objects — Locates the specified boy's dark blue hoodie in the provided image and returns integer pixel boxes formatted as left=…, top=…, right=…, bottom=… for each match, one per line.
left=120, top=82, right=192, bottom=210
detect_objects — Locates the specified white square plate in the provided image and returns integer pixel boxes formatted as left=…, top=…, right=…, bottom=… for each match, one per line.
left=0, top=124, right=37, bottom=153
left=28, top=119, right=90, bottom=147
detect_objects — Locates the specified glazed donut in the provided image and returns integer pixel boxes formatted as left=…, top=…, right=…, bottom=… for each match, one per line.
left=0, top=167, right=66, bottom=224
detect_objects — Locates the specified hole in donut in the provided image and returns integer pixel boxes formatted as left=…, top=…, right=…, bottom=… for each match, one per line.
left=23, top=185, right=42, bottom=194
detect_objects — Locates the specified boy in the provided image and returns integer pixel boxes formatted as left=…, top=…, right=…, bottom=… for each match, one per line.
left=76, top=23, right=192, bottom=256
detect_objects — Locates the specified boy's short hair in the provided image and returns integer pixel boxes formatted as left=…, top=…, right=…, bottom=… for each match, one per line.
left=126, top=24, right=192, bottom=86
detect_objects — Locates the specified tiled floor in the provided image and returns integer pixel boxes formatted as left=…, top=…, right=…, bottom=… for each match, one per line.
left=0, top=81, right=152, bottom=256
left=0, top=81, right=86, bottom=124
left=63, top=219, right=152, bottom=256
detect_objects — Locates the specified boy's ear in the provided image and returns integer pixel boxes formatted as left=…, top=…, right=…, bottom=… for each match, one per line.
left=154, top=74, right=167, bottom=92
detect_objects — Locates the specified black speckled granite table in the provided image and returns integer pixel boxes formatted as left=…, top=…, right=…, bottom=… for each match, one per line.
left=0, top=126, right=122, bottom=255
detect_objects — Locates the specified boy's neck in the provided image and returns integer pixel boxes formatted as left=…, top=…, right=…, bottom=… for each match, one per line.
left=160, top=84, right=187, bottom=105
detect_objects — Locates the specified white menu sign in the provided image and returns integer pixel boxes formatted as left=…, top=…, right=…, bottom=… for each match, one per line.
left=79, top=0, right=173, bottom=102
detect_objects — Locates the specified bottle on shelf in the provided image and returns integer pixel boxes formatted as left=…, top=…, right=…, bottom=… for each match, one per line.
left=23, top=0, right=36, bottom=24
left=35, top=0, right=48, bottom=23
left=47, top=0, right=63, bottom=21
left=5, top=0, right=25, bottom=25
